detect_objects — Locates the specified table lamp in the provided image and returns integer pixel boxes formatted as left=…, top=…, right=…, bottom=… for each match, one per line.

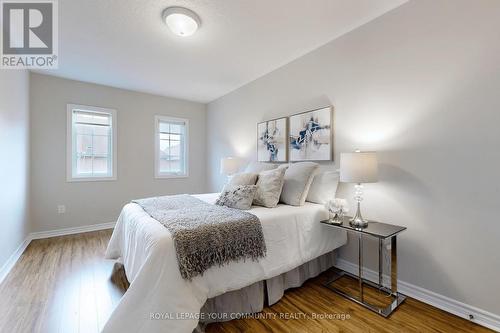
left=220, top=157, right=240, bottom=178
left=340, top=151, right=378, bottom=228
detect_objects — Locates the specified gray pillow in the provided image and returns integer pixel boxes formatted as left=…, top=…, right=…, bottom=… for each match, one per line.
left=216, top=185, right=257, bottom=210
left=245, top=162, right=278, bottom=173
left=280, top=162, right=319, bottom=206
left=306, top=171, right=339, bottom=204
left=253, top=167, right=286, bottom=208
left=227, top=172, right=258, bottom=187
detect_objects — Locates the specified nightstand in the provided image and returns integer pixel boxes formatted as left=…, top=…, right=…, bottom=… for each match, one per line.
left=321, top=216, right=407, bottom=317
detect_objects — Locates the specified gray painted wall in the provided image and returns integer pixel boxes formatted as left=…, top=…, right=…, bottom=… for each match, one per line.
left=207, top=0, right=500, bottom=315
left=30, top=73, right=206, bottom=232
left=0, top=70, right=30, bottom=269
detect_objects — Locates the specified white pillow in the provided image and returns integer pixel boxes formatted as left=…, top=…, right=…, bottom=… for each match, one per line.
left=227, top=172, right=258, bottom=186
left=216, top=185, right=257, bottom=210
left=280, top=162, right=319, bottom=206
left=253, top=167, right=286, bottom=208
left=245, top=162, right=278, bottom=173
left=306, top=171, right=339, bottom=204
left=277, top=164, right=289, bottom=170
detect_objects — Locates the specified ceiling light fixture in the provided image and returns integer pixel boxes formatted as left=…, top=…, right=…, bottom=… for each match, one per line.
left=162, top=7, right=201, bottom=37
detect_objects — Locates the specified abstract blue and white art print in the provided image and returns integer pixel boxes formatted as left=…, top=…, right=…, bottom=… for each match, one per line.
left=289, top=107, right=332, bottom=161
left=257, top=118, right=287, bottom=162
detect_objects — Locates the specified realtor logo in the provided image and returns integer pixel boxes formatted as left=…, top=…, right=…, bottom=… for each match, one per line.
left=1, top=0, right=58, bottom=68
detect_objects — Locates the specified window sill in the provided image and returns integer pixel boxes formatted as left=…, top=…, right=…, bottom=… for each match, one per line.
left=155, top=173, right=189, bottom=179
left=67, top=176, right=117, bottom=182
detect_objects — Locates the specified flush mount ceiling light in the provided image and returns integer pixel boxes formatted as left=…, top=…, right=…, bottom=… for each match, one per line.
left=162, top=7, right=201, bottom=37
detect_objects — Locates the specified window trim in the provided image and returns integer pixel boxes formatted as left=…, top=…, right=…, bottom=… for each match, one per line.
left=66, top=104, right=117, bottom=182
left=154, top=115, right=189, bottom=179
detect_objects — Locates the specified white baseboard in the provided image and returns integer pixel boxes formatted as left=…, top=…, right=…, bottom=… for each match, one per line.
left=30, top=221, right=116, bottom=240
left=335, top=258, right=500, bottom=332
left=0, top=237, right=31, bottom=285
left=0, top=222, right=115, bottom=285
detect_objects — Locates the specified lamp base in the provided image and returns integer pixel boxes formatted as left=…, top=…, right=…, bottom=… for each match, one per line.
left=349, top=216, right=368, bottom=228
left=349, top=192, right=368, bottom=228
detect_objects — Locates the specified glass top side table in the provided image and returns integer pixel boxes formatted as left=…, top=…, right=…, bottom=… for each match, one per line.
left=321, top=216, right=407, bottom=317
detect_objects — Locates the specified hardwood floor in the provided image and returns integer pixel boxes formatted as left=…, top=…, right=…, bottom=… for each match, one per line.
left=0, top=230, right=122, bottom=333
left=0, top=230, right=492, bottom=333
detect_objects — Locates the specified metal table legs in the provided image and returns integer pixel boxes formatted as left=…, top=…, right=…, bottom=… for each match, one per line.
left=358, top=233, right=363, bottom=302
left=324, top=234, right=406, bottom=317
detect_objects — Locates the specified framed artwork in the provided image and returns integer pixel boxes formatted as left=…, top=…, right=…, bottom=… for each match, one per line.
left=288, top=106, right=333, bottom=161
left=257, top=117, right=287, bottom=162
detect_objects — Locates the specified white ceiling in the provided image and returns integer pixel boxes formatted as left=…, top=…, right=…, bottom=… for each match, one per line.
left=34, top=0, right=407, bottom=103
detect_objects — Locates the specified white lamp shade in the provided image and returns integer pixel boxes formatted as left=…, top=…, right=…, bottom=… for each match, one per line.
left=220, top=157, right=240, bottom=175
left=340, top=152, right=378, bottom=183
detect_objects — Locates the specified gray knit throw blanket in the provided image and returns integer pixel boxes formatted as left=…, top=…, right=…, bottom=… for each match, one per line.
left=132, top=195, right=267, bottom=280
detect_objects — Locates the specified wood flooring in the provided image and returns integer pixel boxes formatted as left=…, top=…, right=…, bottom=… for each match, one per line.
left=0, top=230, right=492, bottom=333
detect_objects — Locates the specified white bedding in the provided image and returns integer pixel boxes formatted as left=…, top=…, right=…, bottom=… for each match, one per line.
left=103, top=193, right=347, bottom=333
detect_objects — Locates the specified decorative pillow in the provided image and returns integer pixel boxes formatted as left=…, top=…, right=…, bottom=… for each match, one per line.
left=245, top=162, right=278, bottom=173
left=216, top=185, right=257, bottom=210
left=253, top=167, right=286, bottom=208
left=227, top=172, right=258, bottom=187
left=280, top=162, right=319, bottom=206
left=306, top=171, right=340, bottom=204
left=277, top=164, right=290, bottom=170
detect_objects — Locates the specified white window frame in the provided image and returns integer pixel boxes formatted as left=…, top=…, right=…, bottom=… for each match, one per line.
left=154, top=115, right=189, bottom=179
left=66, top=104, right=117, bottom=182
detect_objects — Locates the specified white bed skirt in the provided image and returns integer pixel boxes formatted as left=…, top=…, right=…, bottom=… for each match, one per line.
left=196, top=251, right=336, bottom=331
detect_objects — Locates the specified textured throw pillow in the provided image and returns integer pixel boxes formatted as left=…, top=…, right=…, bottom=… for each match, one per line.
left=216, top=185, right=257, bottom=210
left=227, top=172, right=258, bottom=187
left=306, top=171, right=340, bottom=204
left=245, top=162, right=278, bottom=173
left=280, top=162, right=319, bottom=206
left=253, top=167, right=286, bottom=208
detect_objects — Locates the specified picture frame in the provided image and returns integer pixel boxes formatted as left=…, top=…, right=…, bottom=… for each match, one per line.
left=257, top=117, right=288, bottom=162
left=288, top=106, right=333, bottom=161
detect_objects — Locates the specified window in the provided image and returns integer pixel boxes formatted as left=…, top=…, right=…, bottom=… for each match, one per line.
left=66, top=104, right=117, bottom=181
left=155, top=116, right=188, bottom=178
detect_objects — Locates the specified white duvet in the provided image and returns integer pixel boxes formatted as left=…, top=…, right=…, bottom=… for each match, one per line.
left=103, top=193, right=347, bottom=333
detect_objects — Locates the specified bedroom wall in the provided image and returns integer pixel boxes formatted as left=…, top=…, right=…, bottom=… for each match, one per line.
left=0, top=71, right=30, bottom=272
left=207, top=0, right=500, bottom=318
left=30, top=73, right=206, bottom=232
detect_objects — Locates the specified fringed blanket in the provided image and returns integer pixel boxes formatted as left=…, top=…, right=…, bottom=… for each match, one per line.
left=133, top=194, right=266, bottom=280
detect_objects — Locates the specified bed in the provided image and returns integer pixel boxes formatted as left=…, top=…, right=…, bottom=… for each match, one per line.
left=103, top=193, right=347, bottom=333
